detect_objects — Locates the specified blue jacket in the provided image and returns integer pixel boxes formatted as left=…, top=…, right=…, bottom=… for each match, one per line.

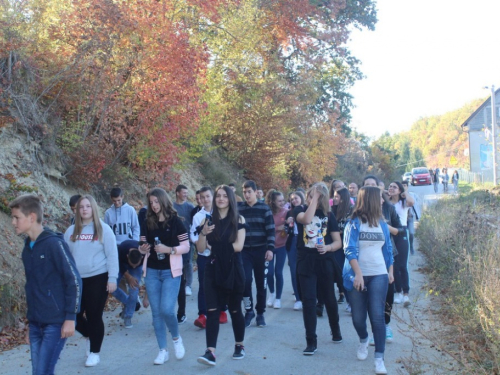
left=342, top=217, right=393, bottom=291
left=22, top=229, right=82, bottom=324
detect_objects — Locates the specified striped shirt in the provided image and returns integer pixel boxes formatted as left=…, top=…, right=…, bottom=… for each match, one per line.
left=238, top=201, right=275, bottom=251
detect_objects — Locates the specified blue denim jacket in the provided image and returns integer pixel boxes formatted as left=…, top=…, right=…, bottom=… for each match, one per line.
left=342, top=217, right=393, bottom=291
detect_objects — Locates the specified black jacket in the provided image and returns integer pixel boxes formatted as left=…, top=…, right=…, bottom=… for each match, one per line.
left=22, top=229, right=82, bottom=324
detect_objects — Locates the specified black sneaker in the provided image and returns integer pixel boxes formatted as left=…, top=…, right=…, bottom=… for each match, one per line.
left=232, top=344, right=245, bottom=360
left=316, top=305, right=324, bottom=317
left=337, top=294, right=345, bottom=304
left=177, top=315, right=187, bottom=324
left=303, top=344, right=317, bottom=355
left=332, top=333, right=343, bottom=343
left=197, top=349, right=216, bottom=366
left=256, top=314, right=266, bottom=327
left=244, top=311, right=255, bottom=328
left=135, top=302, right=141, bottom=311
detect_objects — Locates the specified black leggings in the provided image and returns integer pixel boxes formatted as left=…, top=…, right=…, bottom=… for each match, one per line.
left=204, top=263, right=245, bottom=349
left=77, top=272, right=109, bottom=353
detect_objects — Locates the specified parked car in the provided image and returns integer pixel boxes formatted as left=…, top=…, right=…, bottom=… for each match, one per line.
left=402, top=172, right=412, bottom=183
left=411, top=167, right=432, bottom=186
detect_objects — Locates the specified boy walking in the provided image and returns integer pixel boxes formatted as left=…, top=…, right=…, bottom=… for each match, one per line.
left=10, top=194, right=82, bottom=375
left=104, top=187, right=140, bottom=245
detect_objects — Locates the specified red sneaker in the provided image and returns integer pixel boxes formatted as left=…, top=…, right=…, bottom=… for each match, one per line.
left=219, top=311, right=228, bottom=324
left=194, top=314, right=206, bottom=329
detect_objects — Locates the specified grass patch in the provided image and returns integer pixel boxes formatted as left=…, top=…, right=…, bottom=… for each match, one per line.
left=417, top=187, right=500, bottom=374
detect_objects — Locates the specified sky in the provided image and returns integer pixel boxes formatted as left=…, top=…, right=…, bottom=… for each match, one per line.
left=347, top=0, right=500, bottom=139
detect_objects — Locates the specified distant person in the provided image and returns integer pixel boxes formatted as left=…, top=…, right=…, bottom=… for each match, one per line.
left=238, top=180, right=275, bottom=328
left=265, top=190, right=288, bottom=309
left=139, top=188, right=189, bottom=365
left=69, top=194, right=82, bottom=225
left=343, top=186, right=394, bottom=375
left=452, top=170, right=459, bottom=193
left=256, top=187, right=265, bottom=203
left=229, top=183, right=244, bottom=202
left=173, top=184, right=195, bottom=319
left=348, top=182, right=359, bottom=203
left=387, top=181, right=414, bottom=307
left=64, top=195, right=118, bottom=367
left=286, top=191, right=305, bottom=311
left=191, top=190, right=203, bottom=220
left=104, top=187, right=140, bottom=245
left=112, top=240, right=145, bottom=328
left=196, top=185, right=247, bottom=366
left=431, top=169, right=439, bottom=193
left=441, top=168, right=450, bottom=193
left=10, top=195, right=82, bottom=375
left=294, top=183, right=343, bottom=355
left=401, top=181, right=421, bottom=256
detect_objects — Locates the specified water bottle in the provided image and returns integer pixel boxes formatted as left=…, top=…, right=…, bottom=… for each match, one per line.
left=155, top=237, right=165, bottom=260
left=316, top=229, right=324, bottom=245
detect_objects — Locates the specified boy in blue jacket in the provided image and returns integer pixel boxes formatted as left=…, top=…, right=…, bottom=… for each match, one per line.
left=10, top=194, right=82, bottom=375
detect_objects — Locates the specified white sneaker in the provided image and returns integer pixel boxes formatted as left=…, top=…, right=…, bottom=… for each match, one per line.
left=357, top=340, right=369, bottom=361
left=154, top=349, right=169, bottom=365
left=403, top=295, right=411, bottom=307
left=266, top=293, right=275, bottom=307
left=85, top=353, right=100, bottom=367
left=173, top=337, right=185, bottom=359
left=374, top=358, right=387, bottom=374
left=273, top=299, right=281, bottom=309
left=345, top=304, right=352, bottom=313
left=293, top=301, right=303, bottom=310
left=185, top=286, right=192, bottom=296
left=85, top=338, right=90, bottom=357
left=394, top=293, right=404, bottom=304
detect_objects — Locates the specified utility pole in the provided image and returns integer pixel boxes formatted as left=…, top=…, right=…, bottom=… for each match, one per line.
left=490, top=86, right=498, bottom=186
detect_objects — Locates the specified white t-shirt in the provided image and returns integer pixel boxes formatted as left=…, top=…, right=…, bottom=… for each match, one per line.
left=358, top=222, right=387, bottom=276
left=394, top=200, right=410, bottom=226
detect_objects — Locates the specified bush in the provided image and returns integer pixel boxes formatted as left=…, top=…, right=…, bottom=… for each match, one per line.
left=417, top=189, right=500, bottom=373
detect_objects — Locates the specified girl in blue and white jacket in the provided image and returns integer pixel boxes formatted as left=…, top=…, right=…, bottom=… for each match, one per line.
left=343, top=186, right=393, bottom=375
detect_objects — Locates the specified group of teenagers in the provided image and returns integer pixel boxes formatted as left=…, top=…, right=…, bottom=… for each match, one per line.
left=430, top=167, right=459, bottom=193
left=9, top=175, right=419, bottom=375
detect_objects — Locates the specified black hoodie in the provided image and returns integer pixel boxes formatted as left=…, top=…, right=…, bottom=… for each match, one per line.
left=22, top=229, right=82, bottom=324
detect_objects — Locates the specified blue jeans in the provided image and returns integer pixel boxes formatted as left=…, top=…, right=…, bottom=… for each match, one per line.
left=112, top=266, right=142, bottom=319
left=267, top=246, right=287, bottom=299
left=348, top=274, right=389, bottom=358
left=29, top=322, right=66, bottom=375
left=287, top=236, right=300, bottom=301
left=145, top=268, right=181, bottom=349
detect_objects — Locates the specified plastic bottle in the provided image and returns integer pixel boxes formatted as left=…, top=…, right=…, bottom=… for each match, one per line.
left=155, top=237, right=165, bottom=260
left=316, top=229, right=324, bottom=245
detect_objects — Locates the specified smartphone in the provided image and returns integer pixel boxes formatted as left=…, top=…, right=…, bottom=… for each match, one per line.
left=206, top=213, right=213, bottom=226
left=138, top=241, right=146, bottom=246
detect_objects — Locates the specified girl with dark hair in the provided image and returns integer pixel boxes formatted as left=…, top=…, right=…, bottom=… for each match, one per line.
left=387, top=181, right=414, bottom=307
left=295, top=183, right=343, bottom=355
left=196, top=185, right=247, bottom=366
left=452, top=170, right=459, bottom=193
left=343, top=186, right=394, bottom=375
left=331, top=187, right=353, bottom=304
left=265, top=190, right=288, bottom=309
left=64, top=195, right=118, bottom=367
left=286, top=191, right=305, bottom=310
left=139, top=188, right=189, bottom=366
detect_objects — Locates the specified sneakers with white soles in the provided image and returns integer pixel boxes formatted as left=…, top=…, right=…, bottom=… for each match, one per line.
left=154, top=349, right=169, bottom=365
left=173, top=337, right=185, bottom=359
left=374, top=358, right=388, bottom=374
left=394, top=293, right=403, bottom=304
left=386, top=325, right=394, bottom=343
left=266, top=293, right=275, bottom=307
left=273, top=299, right=281, bottom=309
left=293, top=301, right=303, bottom=310
left=85, top=353, right=100, bottom=367
left=357, top=340, right=369, bottom=360
left=403, top=295, right=411, bottom=307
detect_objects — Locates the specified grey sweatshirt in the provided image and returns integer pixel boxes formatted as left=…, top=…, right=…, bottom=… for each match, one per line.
left=64, top=219, right=119, bottom=283
left=104, top=203, right=140, bottom=245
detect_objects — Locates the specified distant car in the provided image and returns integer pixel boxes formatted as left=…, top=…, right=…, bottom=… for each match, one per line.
left=402, top=172, right=412, bottom=183
left=411, top=167, right=432, bottom=186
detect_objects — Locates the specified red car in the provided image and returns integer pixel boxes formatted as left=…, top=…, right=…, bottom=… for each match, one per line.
left=411, top=167, right=432, bottom=186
